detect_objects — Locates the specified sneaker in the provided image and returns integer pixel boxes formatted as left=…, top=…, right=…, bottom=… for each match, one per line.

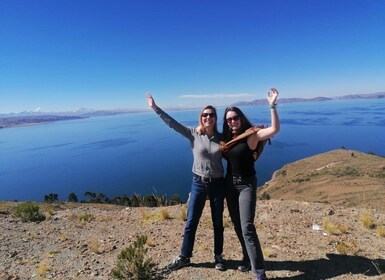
left=256, top=270, right=268, bottom=280
left=167, top=255, right=190, bottom=271
left=214, top=255, right=225, bottom=271
left=237, top=261, right=251, bottom=272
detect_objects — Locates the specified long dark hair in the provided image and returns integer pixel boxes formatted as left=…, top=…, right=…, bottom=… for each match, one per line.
left=221, top=107, right=253, bottom=142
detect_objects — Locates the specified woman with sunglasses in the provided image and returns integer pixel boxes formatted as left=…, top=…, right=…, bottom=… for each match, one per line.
left=146, top=92, right=226, bottom=271
left=221, top=88, right=280, bottom=280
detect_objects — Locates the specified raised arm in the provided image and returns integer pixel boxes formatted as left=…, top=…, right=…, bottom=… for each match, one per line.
left=248, top=88, right=280, bottom=149
left=146, top=92, right=158, bottom=110
left=146, top=92, right=192, bottom=139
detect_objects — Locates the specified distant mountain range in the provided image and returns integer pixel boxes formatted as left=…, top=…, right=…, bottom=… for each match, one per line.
left=1, top=92, right=384, bottom=129
left=232, top=92, right=385, bottom=106
left=0, top=107, right=144, bottom=118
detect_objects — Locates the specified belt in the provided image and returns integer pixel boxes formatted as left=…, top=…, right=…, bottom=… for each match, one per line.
left=197, top=176, right=223, bottom=184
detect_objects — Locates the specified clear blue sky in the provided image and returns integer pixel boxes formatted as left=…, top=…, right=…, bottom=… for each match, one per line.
left=1, top=0, right=385, bottom=113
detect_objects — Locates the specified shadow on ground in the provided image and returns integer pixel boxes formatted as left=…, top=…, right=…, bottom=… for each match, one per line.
left=266, top=253, right=385, bottom=279
left=158, top=254, right=384, bottom=279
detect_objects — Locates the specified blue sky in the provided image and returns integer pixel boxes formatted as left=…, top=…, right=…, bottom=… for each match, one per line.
left=1, top=0, right=385, bottom=113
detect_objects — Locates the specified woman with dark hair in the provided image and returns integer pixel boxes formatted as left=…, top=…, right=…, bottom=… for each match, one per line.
left=146, top=92, right=226, bottom=271
left=221, top=88, right=280, bottom=280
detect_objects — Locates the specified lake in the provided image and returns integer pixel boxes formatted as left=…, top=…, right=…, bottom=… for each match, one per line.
left=1, top=99, right=384, bottom=202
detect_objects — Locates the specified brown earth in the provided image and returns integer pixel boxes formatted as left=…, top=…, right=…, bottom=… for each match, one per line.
left=1, top=149, right=385, bottom=279
left=259, top=149, right=385, bottom=211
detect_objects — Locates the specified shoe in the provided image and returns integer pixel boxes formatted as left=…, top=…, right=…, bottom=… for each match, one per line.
left=214, top=255, right=225, bottom=271
left=237, top=261, right=251, bottom=272
left=256, top=270, right=268, bottom=280
left=167, top=255, right=191, bottom=271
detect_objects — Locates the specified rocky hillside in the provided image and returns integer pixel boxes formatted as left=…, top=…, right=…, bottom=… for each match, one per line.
left=1, top=149, right=384, bottom=279
left=259, top=149, right=385, bottom=211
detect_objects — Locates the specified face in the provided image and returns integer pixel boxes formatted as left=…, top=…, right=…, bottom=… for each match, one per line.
left=226, top=111, right=241, bottom=133
left=201, top=109, right=216, bottom=128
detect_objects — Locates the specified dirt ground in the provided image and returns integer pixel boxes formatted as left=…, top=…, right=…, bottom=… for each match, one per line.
left=1, top=199, right=384, bottom=280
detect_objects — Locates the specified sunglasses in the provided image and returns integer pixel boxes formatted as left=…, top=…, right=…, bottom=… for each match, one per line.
left=202, top=113, right=216, bottom=118
left=226, top=115, right=240, bottom=123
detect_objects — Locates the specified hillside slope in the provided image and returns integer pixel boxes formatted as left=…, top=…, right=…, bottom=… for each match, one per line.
left=1, top=149, right=384, bottom=279
left=259, top=149, right=385, bottom=211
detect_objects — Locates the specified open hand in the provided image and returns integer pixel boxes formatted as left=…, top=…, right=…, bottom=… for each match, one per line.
left=267, top=88, right=279, bottom=105
left=146, top=92, right=156, bottom=109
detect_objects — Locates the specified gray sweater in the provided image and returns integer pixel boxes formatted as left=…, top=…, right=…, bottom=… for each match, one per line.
left=154, top=107, right=224, bottom=178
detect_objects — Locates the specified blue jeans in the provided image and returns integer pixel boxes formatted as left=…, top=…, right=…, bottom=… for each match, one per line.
left=180, top=174, right=225, bottom=258
left=225, top=174, right=265, bottom=273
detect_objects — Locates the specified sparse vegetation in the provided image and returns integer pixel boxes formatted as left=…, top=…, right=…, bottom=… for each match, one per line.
left=159, top=208, right=170, bottom=220
left=275, top=169, right=287, bottom=177
left=337, top=223, right=349, bottom=234
left=223, top=217, right=230, bottom=228
left=13, top=202, right=45, bottom=222
left=262, top=247, right=273, bottom=258
left=360, top=210, right=375, bottom=229
left=111, top=235, right=158, bottom=280
left=291, top=176, right=310, bottom=183
left=81, top=192, right=183, bottom=207
left=89, top=237, right=101, bottom=254
left=37, top=259, right=50, bottom=276
left=376, top=225, right=385, bottom=237
left=261, top=149, right=385, bottom=211
left=67, top=212, right=94, bottom=223
left=331, top=167, right=361, bottom=177
left=179, top=205, right=188, bottom=221
left=78, top=212, right=94, bottom=223
left=335, top=241, right=357, bottom=255
left=139, top=208, right=172, bottom=223
left=322, top=218, right=339, bottom=235
left=259, top=192, right=271, bottom=200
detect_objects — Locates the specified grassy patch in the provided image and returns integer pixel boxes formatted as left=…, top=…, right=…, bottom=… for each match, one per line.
left=13, top=202, right=45, bottom=222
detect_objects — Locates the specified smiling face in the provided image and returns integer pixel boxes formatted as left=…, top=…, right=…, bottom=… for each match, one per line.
left=226, top=110, right=241, bottom=134
left=201, top=109, right=217, bottom=129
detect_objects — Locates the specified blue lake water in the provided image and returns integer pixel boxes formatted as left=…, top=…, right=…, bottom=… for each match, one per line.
left=1, top=99, right=384, bottom=202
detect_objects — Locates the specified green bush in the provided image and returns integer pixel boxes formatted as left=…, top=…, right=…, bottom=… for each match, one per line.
left=67, top=192, right=78, bottom=202
left=13, top=202, right=45, bottom=222
left=111, top=235, right=158, bottom=280
left=44, top=193, right=58, bottom=203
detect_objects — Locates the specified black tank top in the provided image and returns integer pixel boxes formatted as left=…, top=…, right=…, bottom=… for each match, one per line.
left=224, top=138, right=256, bottom=177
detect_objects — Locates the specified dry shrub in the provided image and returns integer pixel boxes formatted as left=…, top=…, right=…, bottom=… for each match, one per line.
left=89, top=238, right=101, bottom=254
left=360, top=211, right=375, bottom=229
left=179, top=205, right=188, bottom=221
left=337, top=223, right=349, bottom=234
left=159, top=208, right=170, bottom=220
left=376, top=225, right=385, bottom=238
left=78, top=212, right=94, bottom=223
left=146, top=237, right=155, bottom=247
left=37, top=259, right=50, bottom=276
left=223, top=217, right=230, bottom=228
left=262, top=247, right=276, bottom=258
left=335, top=241, right=357, bottom=255
left=68, top=212, right=94, bottom=223
left=140, top=209, right=151, bottom=221
left=322, top=218, right=339, bottom=235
